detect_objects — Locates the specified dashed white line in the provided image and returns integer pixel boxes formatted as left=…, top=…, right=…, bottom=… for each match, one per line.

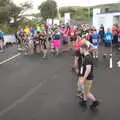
left=0, top=75, right=58, bottom=117
left=0, top=53, right=21, bottom=65
left=0, top=80, right=47, bottom=117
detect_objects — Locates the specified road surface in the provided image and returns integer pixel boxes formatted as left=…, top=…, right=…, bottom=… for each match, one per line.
left=0, top=45, right=120, bottom=120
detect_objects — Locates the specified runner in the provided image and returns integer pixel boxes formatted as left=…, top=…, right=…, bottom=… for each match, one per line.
left=40, top=33, right=48, bottom=58
left=17, top=28, right=24, bottom=51
left=52, top=30, right=61, bottom=56
left=78, top=44, right=100, bottom=109
left=23, top=33, right=30, bottom=55
left=104, top=28, right=113, bottom=47
left=99, top=24, right=105, bottom=42
left=0, top=29, right=4, bottom=52
left=72, top=36, right=84, bottom=97
left=103, top=28, right=113, bottom=57
left=34, top=32, right=41, bottom=53
left=91, top=29, right=100, bottom=58
left=28, top=34, right=34, bottom=55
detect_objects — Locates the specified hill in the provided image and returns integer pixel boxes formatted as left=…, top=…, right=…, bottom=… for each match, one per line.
left=59, top=3, right=120, bottom=21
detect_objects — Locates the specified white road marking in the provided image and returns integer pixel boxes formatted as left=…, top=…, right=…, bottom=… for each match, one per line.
left=0, top=76, right=58, bottom=117
left=0, top=80, right=47, bottom=117
left=109, top=55, right=113, bottom=69
left=117, top=61, right=120, bottom=65
left=0, top=53, right=21, bottom=65
left=117, top=64, right=120, bottom=67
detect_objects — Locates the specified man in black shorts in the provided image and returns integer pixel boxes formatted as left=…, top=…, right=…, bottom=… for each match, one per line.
left=78, top=44, right=100, bottom=109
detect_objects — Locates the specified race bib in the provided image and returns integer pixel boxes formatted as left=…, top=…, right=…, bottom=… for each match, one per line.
left=92, top=39, right=97, bottom=43
left=36, top=41, right=39, bottom=44
left=80, top=66, right=83, bottom=74
left=71, top=32, right=74, bottom=36
left=64, top=34, right=67, bottom=37
left=106, top=36, right=111, bottom=40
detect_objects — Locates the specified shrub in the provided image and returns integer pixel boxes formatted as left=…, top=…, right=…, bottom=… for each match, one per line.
left=0, top=24, right=15, bottom=34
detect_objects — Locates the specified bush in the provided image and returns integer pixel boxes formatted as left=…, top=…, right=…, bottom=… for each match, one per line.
left=0, top=24, right=15, bottom=34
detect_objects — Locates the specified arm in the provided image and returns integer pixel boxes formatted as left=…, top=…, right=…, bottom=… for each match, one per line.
left=74, top=56, right=79, bottom=68
left=83, top=65, right=92, bottom=80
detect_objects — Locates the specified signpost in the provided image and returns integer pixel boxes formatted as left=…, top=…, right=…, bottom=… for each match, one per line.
left=64, top=13, right=70, bottom=24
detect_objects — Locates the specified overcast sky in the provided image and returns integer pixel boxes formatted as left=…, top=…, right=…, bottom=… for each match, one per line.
left=12, top=0, right=119, bottom=14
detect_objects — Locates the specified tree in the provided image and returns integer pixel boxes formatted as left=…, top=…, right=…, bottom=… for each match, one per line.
left=38, top=0, right=57, bottom=22
left=59, top=7, right=76, bottom=18
left=0, top=0, right=12, bottom=24
left=9, top=2, right=32, bottom=27
left=0, top=0, right=32, bottom=26
left=59, top=6, right=91, bottom=21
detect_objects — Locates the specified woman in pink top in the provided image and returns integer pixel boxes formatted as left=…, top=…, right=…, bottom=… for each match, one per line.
left=117, top=26, right=120, bottom=49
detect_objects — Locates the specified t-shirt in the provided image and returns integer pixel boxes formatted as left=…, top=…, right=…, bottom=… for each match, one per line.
left=24, top=28, right=30, bottom=35
left=104, top=32, right=113, bottom=43
left=82, top=54, right=93, bottom=80
left=70, top=29, right=76, bottom=37
left=92, top=33, right=99, bottom=46
left=0, top=31, right=4, bottom=40
left=30, top=29, right=35, bottom=35
left=99, top=26, right=104, bottom=34
left=54, top=33, right=60, bottom=40
left=77, top=29, right=83, bottom=37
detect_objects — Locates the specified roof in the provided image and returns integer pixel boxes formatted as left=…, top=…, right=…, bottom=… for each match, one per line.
left=97, top=11, right=120, bottom=15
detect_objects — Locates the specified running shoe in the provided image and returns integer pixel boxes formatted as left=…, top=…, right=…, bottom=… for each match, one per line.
left=79, top=100, right=87, bottom=107
left=90, top=100, right=100, bottom=109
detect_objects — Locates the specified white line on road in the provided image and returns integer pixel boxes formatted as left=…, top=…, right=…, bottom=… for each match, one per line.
left=0, top=53, right=21, bottom=65
left=0, top=76, right=58, bottom=117
left=0, top=80, right=47, bottom=117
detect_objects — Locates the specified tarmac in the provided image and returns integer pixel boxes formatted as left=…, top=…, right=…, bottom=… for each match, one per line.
left=0, top=45, right=120, bottom=120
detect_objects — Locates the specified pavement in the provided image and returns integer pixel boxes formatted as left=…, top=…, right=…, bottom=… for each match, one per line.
left=0, top=45, right=120, bottom=120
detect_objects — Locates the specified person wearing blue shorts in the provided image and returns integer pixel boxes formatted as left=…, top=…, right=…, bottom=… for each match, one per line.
left=91, top=30, right=100, bottom=58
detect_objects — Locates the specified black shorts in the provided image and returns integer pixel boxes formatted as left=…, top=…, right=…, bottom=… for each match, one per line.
left=17, top=39, right=21, bottom=44
left=41, top=43, right=47, bottom=49
left=70, top=36, right=76, bottom=41
left=113, top=35, right=118, bottom=44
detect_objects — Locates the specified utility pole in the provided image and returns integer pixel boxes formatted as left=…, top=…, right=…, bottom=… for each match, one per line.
left=88, top=0, right=90, bottom=18
left=51, top=2, right=53, bottom=25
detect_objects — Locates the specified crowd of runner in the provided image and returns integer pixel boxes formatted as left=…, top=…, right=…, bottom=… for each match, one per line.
left=15, top=24, right=97, bottom=57
left=14, top=23, right=120, bottom=58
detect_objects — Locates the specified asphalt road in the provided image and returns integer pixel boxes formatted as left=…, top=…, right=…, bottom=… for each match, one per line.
left=0, top=45, right=120, bottom=120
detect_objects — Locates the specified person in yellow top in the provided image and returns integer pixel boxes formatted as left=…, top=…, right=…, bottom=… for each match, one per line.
left=24, top=25, right=30, bottom=35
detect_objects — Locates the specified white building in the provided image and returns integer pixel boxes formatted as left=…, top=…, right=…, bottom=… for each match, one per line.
left=93, top=8, right=120, bottom=32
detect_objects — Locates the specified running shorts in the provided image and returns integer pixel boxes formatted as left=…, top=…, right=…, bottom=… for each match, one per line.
left=54, top=40, right=61, bottom=48
left=29, top=40, right=33, bottom=45
left=84, top=80, right=93, bottom=95
left=79, top=77, right=93, bottom=95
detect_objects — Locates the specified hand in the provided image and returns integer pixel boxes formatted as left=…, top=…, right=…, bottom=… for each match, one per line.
left=75, top=68, right=79, bottom=74
left=80, top=78, right=85, bottom=85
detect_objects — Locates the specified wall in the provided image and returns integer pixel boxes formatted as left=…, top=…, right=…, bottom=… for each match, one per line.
left=93, top=11, right=120, bottom=32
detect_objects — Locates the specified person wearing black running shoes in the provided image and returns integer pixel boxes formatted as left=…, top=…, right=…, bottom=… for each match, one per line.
left=79, top=44, right=100, bottom=109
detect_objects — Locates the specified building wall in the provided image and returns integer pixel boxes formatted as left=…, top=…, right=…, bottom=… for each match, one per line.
left=93, top=12, right=120, bottom=32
